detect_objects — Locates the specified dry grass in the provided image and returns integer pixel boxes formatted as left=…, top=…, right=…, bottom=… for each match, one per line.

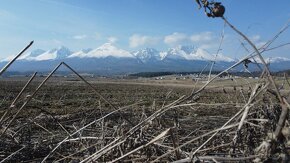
left=0, top=72, right=289, bottom=162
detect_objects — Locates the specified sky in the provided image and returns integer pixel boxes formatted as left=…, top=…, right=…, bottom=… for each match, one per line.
left=0, top=0, right=290, bottom=59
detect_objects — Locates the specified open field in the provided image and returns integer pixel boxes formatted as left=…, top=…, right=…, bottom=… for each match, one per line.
left=0, top=76, right=289, bottom=162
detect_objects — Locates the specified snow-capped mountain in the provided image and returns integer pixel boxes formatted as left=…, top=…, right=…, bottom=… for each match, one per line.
left=266, top=57, right=290, bottom=63
left=27, top=49, right=46, bottom=58
left=1, top=43, right=290, bottom=74
left=68, top=48, right=92, bottom=58
left=0, top=55, right=22, bottom=62
left=251, top=56, right=290, bottom=64
left=132, top=48, right=161, bottom=63
left=1, top=44, right=236, bottom=63
left=30, top=46, right=72, bottom=61
left=163, top=45, right=234, bottom=62
left=24, top=49, right=46, bottom=60
left=85, top=43, right=132, bottom=58
left=131, top=45, right=234, bottom=62
left=0, top=49, right=46, bottom=62
left=163, top=45, right=202, bottom=60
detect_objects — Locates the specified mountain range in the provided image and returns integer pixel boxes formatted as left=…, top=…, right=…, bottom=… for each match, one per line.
left=1, top=43, right=289, bottom=75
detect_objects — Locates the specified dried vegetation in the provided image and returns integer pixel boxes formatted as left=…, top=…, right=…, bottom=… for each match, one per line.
left=1, top=1, right=290, bottom=162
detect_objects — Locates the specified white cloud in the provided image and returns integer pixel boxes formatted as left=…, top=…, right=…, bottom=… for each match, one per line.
left=164, top=32, right=187, bottom=46
left=129, top=34, right=160, bottom=48
left=190, top=32, right=214, bottom=42
left=108, top=36, right=118, bottom=43
left=164, top=32, right=216, bottom=48
left=250, top=35, right=261, bottom=42
left=73, top=34, right=87, bottom=40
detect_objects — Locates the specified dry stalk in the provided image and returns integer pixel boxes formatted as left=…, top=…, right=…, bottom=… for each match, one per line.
left=208, top=22, right=225, bottom=80
left=0, top=72, right=37, bottom=126
left=151, top=123, right=240, bottom=162
left=1, top=63, right=62, bottom=137
left=29, top=119, right=54, bottom=135
left=220, top=17, right=289, bottom=143
left=77, top=95, right=186, bottom=162
left=169, top=128, right=181, bottom=160
left=41, top=101, right=141, bottom=162
left=0, top=41, right=33, bottom=76
left=80, top=138, right=124, bottom=162
left=109, top=128, right=171, bottom=163
left=284, top=73, right=290, bottom=89
left=221, top=17, right=283, bottom=104
left=10, top=72, right=37, bottom=108
left=61, top=62, right=135, bottom=126
left=172, top=154, right=261, bottom=163
left=0, top=146, right=26, bottom=163
left=187, top=83, right=267, bottom=159
left=232, top=83, right=268, bottom=144
left=55, top=142, right=101, bottom=162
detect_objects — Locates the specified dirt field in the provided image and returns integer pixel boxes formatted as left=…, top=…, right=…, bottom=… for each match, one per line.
left=0, top=76, right=288, bottom=162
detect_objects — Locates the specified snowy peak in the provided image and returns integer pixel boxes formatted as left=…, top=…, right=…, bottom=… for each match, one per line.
left=1, top=44, right=238, bottom=63
left=192, top=48, right=214, bottom=60
left=0, top=49, right=46, bottom=62
left=49, top=46, right=72, bottom=59
left=196, top=49, right=234, bottom=62
left=132, top=48, right=161, bottom=62
left=31, top=46, right=72, bottom=61
left=164, top=45, right=199, bottom=60
left=27, top=49, right=46, bottom=58
left=68, top=48, right=92, bottom=58
left=163, top=45, right=234, bottom=62
left=2, top=44, right=290, bottom=73
left=21, top=49, right=46, bottom=61
left=87, top=43, right=133, bottom=58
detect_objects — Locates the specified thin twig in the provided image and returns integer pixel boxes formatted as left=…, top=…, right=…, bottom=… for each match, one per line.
left=0, top=41, right=33, bottom=76
left=0, top=146, right=25, bottom=163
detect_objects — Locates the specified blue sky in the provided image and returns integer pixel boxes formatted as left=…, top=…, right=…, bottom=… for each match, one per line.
left=0, top=0, right=289, bottom=59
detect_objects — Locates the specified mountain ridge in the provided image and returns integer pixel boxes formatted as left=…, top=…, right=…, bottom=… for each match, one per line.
left=1, top=43, right=289, bottom=63
left=1, top=43, right=289, bottom=75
